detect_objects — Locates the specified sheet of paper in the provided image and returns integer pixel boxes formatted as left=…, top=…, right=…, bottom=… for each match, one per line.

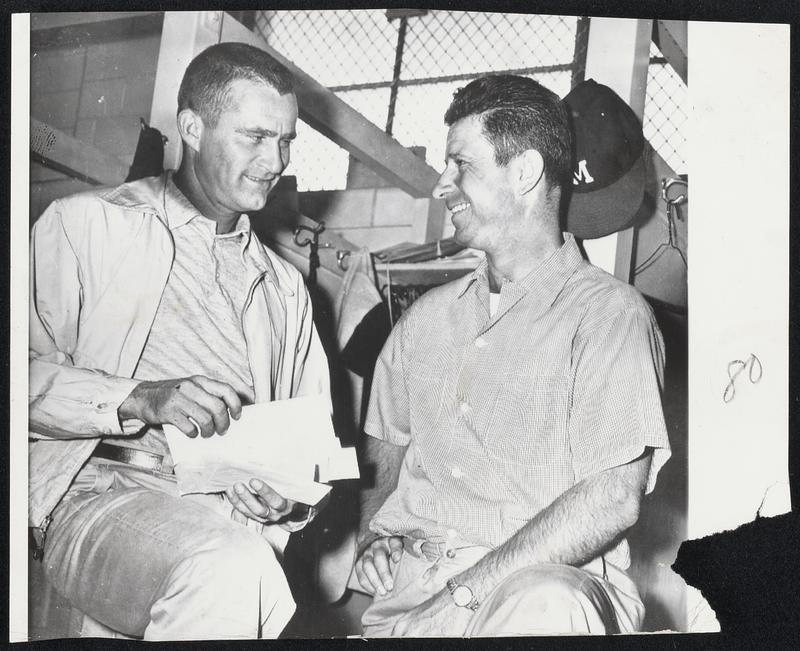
left=318, top=446, right=360, bottom=483
left=176, top=461, right=333, bottom=505
left=163, top=395, right=359, bottom=505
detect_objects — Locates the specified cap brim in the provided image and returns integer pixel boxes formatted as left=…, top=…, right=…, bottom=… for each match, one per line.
left=565, top=153, right=646, bottom=240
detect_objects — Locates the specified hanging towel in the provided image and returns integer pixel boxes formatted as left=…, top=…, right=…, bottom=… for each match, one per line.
left=334, top=248, right=383, bottom=355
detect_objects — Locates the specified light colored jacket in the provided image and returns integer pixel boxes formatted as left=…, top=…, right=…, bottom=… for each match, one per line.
left=29, top=173, right=330, bottom=529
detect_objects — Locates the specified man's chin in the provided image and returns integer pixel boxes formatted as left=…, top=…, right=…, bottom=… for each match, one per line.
left=452, top=228, right=471, bottom=248
left=242, top=190, right=271, bottom=214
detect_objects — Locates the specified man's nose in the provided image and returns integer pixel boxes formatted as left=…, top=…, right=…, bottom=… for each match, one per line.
left=432, top=165, right=455, bottom=200
left=258, top=141, right=285, bottom=176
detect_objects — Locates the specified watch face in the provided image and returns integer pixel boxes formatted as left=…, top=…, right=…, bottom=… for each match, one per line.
left=452, top=584, right=473, bottom=607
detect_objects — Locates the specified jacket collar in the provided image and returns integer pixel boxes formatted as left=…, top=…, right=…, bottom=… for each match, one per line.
left=98, top=172, right=288, bottom=293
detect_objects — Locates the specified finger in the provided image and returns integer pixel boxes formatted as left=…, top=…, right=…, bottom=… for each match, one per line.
left=249, top=479, right=291, bottom=517
left=170, top=411, right=200, bottom=438
left=234, top=483, right=270, bottom=520
left=353, top=560, right=376, bottom=596
left=191, top=376, right=243, bottom=420
left=179, top=402, right=216, bottom=438
left=178, top=382, right=230, bottom=435
left=371, top=547, right=395, bottom=591
left=388, top=536, right=404, bottom=563
left=360, top=555, right=387, bottom=596
left=238, top=387, right=256, bottom=411
left=226, top=485, right=262, bottom=521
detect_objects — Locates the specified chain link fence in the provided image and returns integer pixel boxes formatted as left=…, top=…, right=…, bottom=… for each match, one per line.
left=645, top=41, right=687, bottom=175
left=255, top=10, right=586, bottom=190
left=254, top=10, right=685, bottom=190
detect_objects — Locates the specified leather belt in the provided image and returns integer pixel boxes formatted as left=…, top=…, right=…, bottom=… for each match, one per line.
left=92, top=442, right=174, bottom=474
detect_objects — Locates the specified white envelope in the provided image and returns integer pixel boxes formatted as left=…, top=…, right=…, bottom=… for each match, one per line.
left=163, top=395, right=359, bottom=506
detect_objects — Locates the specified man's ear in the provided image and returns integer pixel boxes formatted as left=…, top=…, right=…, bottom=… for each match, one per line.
left=514, top=149, right=545, bottom=196
left=177, top=108, right=204, bottom=153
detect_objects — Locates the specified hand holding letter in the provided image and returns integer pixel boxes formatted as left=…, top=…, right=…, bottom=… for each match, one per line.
left=226, top=478, right=298, bottom=524
left=119, top=375, right=252, bottom=438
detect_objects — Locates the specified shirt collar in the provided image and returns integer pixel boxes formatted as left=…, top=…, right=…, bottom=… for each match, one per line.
left=163, top=173, right=288, bottom=292
left=457, top=232, right=584, bottom=308
left=163, top=172, right=250, bottom=239
left=163, top=172, right=201, bottom=230
left=458, top=257, right=490, bottom=299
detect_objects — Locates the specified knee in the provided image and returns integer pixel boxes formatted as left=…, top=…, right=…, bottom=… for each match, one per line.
left=470, top=565, right=614, bottom=636
left=212, top=528, right=283, bottom=578
left=176, top=525, right=285, bottom=593
left=494, top=565, right=589, bottom=610
left=149, top=526, right=294, bottom=639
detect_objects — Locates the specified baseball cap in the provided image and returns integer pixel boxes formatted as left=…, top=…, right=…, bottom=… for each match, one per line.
left=562, top=79, right=647, bottom=240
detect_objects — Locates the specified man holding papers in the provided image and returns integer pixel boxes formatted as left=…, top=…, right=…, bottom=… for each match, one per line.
left=29, top=43, right=330, bottom=639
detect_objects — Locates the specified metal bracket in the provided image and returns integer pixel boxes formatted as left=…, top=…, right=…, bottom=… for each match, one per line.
left=293, top=221, right=326, bottom=248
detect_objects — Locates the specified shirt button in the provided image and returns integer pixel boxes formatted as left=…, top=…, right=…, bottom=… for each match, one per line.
left=459, top=401, right=470, bottom=414
left=446, top=549, right=456, bottom=559
left=451, top=467, right=464, bottom=478
left=96, top=402, right=108, bottom=410
left=474, top=337, right=488, bottom=348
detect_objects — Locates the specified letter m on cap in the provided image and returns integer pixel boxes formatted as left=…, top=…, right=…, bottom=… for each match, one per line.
left=573, top=159, right=594, bottom=186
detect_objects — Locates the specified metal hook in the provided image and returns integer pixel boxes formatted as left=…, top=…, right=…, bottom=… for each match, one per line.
left=337, top=250, right=351, bottom=272
left=293, top=222, right=326, bottom=248
left=634, top=178, right=689, bottom=275
left=661, top=177, right=687, bottom=207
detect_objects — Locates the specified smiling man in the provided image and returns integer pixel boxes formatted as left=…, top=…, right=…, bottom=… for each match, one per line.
left=352, top=75, right=671, bottom=636
left=29, top=43, right=330, bottom=639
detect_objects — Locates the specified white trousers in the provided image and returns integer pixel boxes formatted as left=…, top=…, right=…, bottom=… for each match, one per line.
left=361, top=543, right=644, bottom=637
left=44, top=460, right=295, bottom=640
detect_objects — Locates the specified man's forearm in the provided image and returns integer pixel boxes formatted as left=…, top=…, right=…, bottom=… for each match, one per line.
left=454, top=452, right=652, bottom=600
left=357, top=435, right=406, bottom=549
left=29, top=358, right=144, bottom=439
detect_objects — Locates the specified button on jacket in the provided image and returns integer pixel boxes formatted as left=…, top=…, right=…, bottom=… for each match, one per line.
left=28, top=172, right=330, bottom=531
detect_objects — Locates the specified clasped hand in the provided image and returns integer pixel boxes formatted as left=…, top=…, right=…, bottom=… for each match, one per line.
left=354, top=536, right=473, bottom=636
left=119, top=375, right=302, bottom=525
left=353, top=535, right=404, bottom=596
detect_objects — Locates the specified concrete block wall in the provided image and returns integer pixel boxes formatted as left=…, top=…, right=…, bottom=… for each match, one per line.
left=30, top=24, right=162, bottom=221
left=298, top=187, right=432, bottom=251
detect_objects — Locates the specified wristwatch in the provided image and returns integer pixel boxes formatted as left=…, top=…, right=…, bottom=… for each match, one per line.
left=446, top=578, right=480, bottom=612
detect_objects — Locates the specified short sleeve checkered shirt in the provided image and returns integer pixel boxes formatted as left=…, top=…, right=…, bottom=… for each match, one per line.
left=365, top=233, right=671, bottom=569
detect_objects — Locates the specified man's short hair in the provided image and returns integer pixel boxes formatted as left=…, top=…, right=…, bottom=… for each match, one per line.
left=178, top=42, right=295, bottom=126
left=444, top=75, right=572, bottom=190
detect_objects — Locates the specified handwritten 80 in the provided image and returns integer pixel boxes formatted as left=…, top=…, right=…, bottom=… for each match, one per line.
left=723, top=353, right=763, bottom=404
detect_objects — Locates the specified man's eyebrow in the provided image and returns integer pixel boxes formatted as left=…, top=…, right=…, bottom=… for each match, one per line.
left=445, top=147, right=467, bottom=162
left=238, top=127, right=295, bottom=139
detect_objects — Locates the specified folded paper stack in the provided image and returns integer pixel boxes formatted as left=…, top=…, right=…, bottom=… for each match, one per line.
left=163, top=395, right=359, bottom=506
